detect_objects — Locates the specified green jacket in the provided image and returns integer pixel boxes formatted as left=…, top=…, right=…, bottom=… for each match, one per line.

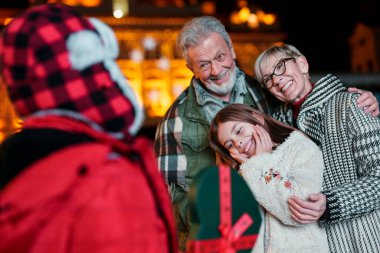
left=154, top=72, right=276, bottom=250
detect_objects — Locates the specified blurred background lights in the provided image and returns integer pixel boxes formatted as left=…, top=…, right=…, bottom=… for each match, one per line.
left=113, top=9, right=123, bottom=18
left=113, top=0, right=128, bottom=18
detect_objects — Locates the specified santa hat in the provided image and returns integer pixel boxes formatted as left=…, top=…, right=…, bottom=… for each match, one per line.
left=0, top=4, right=144, bottom=140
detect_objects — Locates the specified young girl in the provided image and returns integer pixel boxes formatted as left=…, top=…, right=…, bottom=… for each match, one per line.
left=209, top=103, right=329, bottom=253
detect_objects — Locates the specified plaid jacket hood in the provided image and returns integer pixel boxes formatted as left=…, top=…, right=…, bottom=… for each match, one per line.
left=0, top=4, right=143, bottom=141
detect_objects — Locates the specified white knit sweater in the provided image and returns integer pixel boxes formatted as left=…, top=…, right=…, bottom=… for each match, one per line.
left=240, top=131, right=329, bottom=253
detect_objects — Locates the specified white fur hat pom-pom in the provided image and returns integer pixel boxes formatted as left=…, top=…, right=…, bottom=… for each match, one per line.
left=67, top=30, right=105, bottom=71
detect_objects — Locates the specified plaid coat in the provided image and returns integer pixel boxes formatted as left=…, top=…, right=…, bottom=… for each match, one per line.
left=274, top=74, right=380, bottom=252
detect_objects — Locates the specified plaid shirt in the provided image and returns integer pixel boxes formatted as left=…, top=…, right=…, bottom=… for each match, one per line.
left=154, top=69, right=276, bottom=192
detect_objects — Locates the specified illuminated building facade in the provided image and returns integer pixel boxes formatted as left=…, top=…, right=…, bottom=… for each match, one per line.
left=0, top=0, right=286, bottom=141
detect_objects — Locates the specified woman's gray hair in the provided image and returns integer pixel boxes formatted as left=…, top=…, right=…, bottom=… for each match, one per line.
left=176, top=16, right=232, bottom=64
left=254, top=43, right=305, bottom=84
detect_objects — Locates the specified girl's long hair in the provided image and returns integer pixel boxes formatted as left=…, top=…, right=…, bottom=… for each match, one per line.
left=210, top=103, right=297, bottom=169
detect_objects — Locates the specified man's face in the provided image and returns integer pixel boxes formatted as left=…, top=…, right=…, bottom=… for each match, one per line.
left=186, top=32, right=237, bottom=99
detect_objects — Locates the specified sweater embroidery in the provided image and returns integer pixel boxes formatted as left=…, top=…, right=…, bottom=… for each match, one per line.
left=262, top=168, right=293, bottom=189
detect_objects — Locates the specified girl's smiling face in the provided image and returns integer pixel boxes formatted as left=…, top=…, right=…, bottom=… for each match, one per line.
left=217, top=120, right=258, bottom=159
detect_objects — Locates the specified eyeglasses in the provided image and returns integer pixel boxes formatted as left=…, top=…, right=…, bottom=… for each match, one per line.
left=261, top=57, right=295, bottom=89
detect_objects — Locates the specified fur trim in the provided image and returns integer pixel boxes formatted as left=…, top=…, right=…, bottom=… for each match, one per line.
left=67, top=30, right=104, bottom=71
left=66, top=17, right=144, bottom=136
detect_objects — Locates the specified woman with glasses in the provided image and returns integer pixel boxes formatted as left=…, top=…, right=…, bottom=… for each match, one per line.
left=255, top=43, right=380, bottom=252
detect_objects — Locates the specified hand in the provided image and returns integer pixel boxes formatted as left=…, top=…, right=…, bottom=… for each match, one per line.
left=288, top=193, right=326, bottom=224
left=252, top=125, right=273, bottom=155
left=230, top=152, right=248, bottom=164
left=348, top=87, right=379, bottom=117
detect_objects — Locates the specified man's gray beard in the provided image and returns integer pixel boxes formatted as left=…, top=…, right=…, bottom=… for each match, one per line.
left=204, top=66, right=237, bottom=96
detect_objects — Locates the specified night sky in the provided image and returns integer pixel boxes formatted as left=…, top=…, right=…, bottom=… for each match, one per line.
left=217, top=0, right=380, bottom=73
left=256, top=0, right=380, bottom=73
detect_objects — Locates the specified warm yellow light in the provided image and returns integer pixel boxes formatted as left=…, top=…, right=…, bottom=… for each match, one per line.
left=172, top=83, right=186, bottom=98
left=3, top=18, right=12, bottom=26
left=113, top=9, right=124, bottom=18
left=113, top=0, right=129, bottom=18
left=237, top=0, right=248, bottom=8
left=262, top=14, right=276, bottom=25
left=145, top=89, right=172, bottom=117
left=238, top=7, right=251, bottom=23
left=247, top=13, right=259, bottom=29
left=201, top=1, right=216, bottom=15
left=128, top=82, right=143, bottom=105
left=230, top=11, right=242, bottom=25
left=153, top=97, right=172, bottom=117
left=61, top=0, right=78, bottom=6
left=13, top=118, right=22, bottom=130
left=256, top=9, right=265, bottom=21
left=79, top=0, right=102, bottom=7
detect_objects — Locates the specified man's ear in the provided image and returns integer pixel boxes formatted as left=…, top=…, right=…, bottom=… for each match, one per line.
left=186, top=63, right=197, bottom=78
left=230, top=42, right=236, bottom=59
left=186, top=63, right=193, bottom=72
left=297, top=56, right=309, bottom=74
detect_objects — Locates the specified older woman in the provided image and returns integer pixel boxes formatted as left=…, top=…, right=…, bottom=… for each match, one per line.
left=254, top=43, right=380, bottom=252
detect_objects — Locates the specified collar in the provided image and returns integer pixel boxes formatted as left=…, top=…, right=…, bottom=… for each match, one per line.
left=193, top=68, right=247, bottom=106
left=300, top=74, right=346, bottom=112
left=191, top=68, right=247, bottom=122
left=296, top=74, right=346, bottom=135
left=291, top=83, right=314, bottom=120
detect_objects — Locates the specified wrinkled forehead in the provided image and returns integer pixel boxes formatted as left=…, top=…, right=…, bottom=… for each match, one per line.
left=187, top=35, right=231, bottom=70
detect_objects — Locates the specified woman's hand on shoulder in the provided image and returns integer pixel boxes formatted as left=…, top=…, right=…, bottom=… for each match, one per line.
left=287, top=193, right=326, bottom=224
